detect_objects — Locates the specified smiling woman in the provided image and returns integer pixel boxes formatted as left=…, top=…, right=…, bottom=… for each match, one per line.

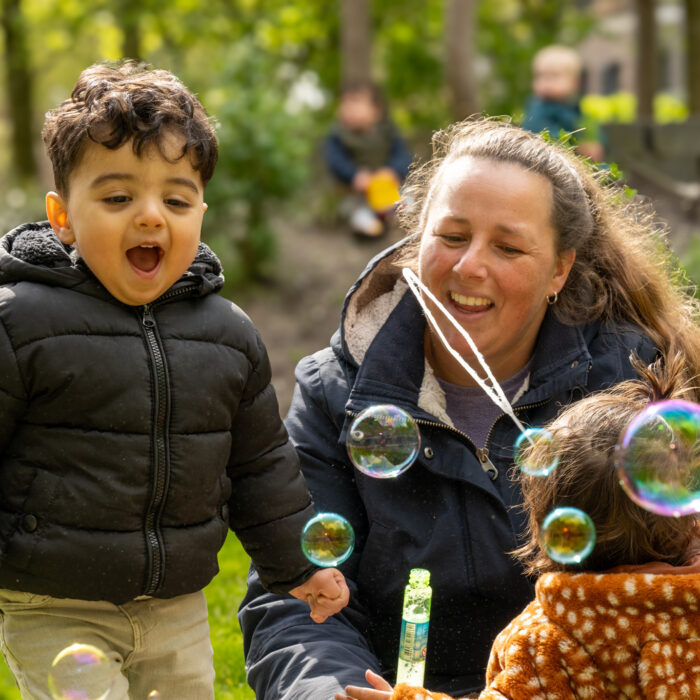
left=239, top=117, right=700, bottom=700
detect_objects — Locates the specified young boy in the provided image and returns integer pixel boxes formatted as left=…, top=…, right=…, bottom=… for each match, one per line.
left=521, top=44, right=604, bottom=162
left=324, top=81, right=412, bottom=237
left=341, top=356, right=700, bottom=700
left=0, top=61, right=348, bottom=699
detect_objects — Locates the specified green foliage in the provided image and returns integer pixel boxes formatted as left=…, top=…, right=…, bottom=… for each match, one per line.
left=680, top=236, right=700, bottom=299
left=581, top=92, right=689, bottom=124
left=201, top=38, right=322, bottom=287
left=0, top=534, right=255, bottom=699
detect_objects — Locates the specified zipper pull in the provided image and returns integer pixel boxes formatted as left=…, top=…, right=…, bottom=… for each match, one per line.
left=476, top=447, right=498, bottom=480
left=142, top=304, right=155, bottom=328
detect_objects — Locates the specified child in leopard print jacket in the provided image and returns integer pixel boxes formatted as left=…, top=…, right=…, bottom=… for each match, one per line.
left=341, top=355, right=700, bottom=700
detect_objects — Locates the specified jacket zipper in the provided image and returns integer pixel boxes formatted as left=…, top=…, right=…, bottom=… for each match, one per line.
left=347, top=396, right=555, bottom=483
left=140, top=302, right=171, bottom=595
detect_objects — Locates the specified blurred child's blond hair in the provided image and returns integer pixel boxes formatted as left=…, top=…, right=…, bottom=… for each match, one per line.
left=533, top=44, right=582, bottom=79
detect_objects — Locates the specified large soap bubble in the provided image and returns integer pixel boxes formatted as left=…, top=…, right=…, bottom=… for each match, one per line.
left=301, top=512, right=355, bottom=567
left=541, top=506, right=596, bottom=565
left=616, top=399, right=700, bottom=517
left=346, top=404, right=421, bottom=478
left=514, top=427, right=560, bottom=477
left=48, top=643, right=119, bottom=700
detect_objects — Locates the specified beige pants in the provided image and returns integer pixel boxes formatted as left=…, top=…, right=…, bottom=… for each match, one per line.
left=0, top=588, right=215, bottom=699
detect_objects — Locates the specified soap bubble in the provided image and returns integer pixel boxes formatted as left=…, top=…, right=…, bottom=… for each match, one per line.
left=346, top=404, right=421, bottom=478
left=48, top=643, right=119, bottom=700
left=147, top=692, right=161, bottom=699
left=615, top=399, right=700, bottom=517
left=301, top=512, right=355, bottom=567
left=541, top=506, right=596, bottom=565
left=514, top=428, right=560, bottom=476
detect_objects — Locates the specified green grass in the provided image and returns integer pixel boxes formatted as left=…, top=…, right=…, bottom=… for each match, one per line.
left=0, top=534, right=255, bottom=699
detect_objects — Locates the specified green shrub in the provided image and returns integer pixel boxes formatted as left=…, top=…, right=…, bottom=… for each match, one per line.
left=581, top=92, right=689, bottom=124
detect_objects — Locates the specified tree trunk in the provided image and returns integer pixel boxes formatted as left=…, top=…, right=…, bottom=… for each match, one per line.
left=339, top=0, right=371, bottom=87
left=686, top=0, right=700, bottom=117
left=636, top=0, right=656, bottom=119
left=445, top=0, right=478, bottom=120
left=1, top=0, right=37, bottom=184
left=117, top=0, right=142, bottom=60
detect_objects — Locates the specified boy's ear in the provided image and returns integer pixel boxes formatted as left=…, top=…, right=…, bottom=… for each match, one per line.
left=46, top=192, right=75, bottom=245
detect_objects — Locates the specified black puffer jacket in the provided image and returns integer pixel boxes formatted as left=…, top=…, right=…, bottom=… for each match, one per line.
left=0, top=222, right=316, bottom=604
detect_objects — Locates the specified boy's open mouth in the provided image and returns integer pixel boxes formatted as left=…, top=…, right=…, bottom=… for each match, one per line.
left=126, top=245, right=163, bottom=273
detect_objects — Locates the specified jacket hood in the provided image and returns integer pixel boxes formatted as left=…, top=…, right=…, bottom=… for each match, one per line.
left=339, top=234, right=414, bottom=366
left=0, top=221, right=224, bottom=301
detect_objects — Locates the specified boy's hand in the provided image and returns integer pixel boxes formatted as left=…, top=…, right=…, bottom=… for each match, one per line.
left=335, top=670, right=392, bottom=700
left=289, top=567, right=349, bottom=623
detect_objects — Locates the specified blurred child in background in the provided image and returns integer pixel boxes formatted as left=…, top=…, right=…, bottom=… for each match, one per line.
left=324, top=81, right=412, bottom=238
left=341, top=355, right=700, bottom=700
left=522, top=44, right=605, bottom=162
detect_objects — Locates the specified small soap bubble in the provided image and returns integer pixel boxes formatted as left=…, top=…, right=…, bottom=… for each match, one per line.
left=147, top=691, right=161, bottom=699
left=514, top=428, right=560, bottom=477
left=301, top=512, right=354, bottom=567
left=541, top=507, right=596, bottom=565
left=48, top=643, right=119, bottom=700
left=346, top=404, right=421, bottom=478
left=616, top=399, right=700, bottom=517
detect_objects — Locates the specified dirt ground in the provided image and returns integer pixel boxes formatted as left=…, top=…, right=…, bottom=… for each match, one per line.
left=233, top=180, right=696, bottom=418
left=232, top=219, right=405, bottom=416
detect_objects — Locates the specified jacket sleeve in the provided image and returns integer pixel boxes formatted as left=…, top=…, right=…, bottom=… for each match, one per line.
left=324, top=130, right=359, bottom=185
left=226, top=327, right=317, bottom=594
left=238, top=349, right=383, bottom=699
left=0, top=316, right=27, bottom=452
left=387, top=125, right=413, bottom=182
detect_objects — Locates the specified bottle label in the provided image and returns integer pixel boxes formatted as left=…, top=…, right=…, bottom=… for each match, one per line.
left=399, top=619, right=429, bottom=663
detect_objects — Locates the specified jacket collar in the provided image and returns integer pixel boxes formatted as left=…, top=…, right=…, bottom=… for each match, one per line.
left=0, top=221, right=225, bottom=304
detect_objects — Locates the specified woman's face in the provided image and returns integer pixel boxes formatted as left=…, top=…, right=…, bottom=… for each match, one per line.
left=418, top=155, right=575, bottom=385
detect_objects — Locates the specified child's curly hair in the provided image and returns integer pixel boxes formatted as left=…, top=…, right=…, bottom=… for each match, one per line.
left=42, top=60, right=218, bottom=194
left=514, top=353, right=700, bottom=576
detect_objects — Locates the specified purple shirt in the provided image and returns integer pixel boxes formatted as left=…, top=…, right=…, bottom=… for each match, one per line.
left=436, top=360, right=532, bottom=449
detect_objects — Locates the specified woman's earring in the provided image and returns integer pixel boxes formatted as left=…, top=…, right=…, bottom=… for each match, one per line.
left=546, top=291, right=558, bottom=305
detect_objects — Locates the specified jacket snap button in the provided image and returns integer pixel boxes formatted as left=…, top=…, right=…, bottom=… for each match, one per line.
left=423, top=447, right=434, bottom=459
left=570, top=360, right=579, bottom=368
left=23, top=514, right=38, bottom=532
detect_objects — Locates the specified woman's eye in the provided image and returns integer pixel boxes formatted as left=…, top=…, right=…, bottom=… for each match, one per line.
left=500, top=245, right=522, bottom=255
left=438, top=233, right=465, bottom=243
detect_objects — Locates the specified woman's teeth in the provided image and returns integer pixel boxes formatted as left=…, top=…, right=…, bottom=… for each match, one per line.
left=450, top=291, right=491, bottom=308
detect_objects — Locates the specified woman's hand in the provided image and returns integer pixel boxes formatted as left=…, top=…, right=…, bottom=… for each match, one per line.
left=289, top=567, right=350, bottom=623
left=335, top=669, right=393, bottom=699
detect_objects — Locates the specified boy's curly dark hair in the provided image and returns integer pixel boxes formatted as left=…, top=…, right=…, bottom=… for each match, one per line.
left=42, top=60, right=218, bottom=194
left=514, top=353, right=700, bottom=576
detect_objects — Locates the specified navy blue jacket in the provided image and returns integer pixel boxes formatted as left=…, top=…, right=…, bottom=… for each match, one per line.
left=324, top=120, right=413, bottom=186
left=239, top=241, right=657, bottom=699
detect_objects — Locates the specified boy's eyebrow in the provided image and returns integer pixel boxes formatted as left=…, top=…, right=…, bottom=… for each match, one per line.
left=89, top=173, right=201, bottom=193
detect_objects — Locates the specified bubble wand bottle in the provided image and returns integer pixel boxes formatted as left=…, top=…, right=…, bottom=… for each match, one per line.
left=396, top=568, right=432, bottom=686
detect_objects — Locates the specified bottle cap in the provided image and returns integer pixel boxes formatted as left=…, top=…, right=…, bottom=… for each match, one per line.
left=408, top=568, right=430, bottom=585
